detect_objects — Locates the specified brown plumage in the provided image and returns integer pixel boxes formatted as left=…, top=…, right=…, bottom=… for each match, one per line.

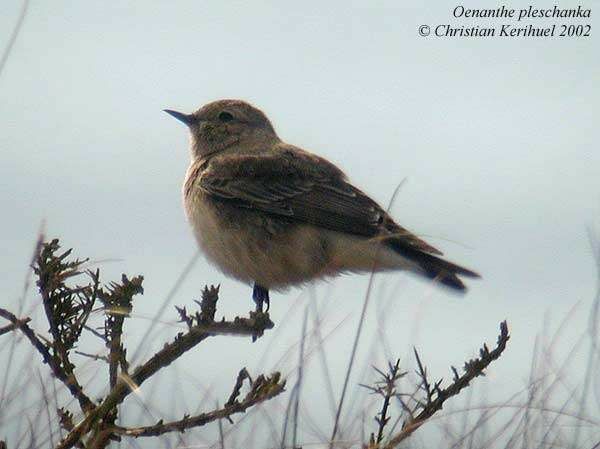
left=165, top=99, right=479, bottom=310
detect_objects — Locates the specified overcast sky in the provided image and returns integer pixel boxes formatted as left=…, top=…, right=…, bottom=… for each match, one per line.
left=1, top=1, right=598, bottom=447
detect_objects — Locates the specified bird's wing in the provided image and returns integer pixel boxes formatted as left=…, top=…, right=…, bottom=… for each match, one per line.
left=197, top=149, right=443, bottom=255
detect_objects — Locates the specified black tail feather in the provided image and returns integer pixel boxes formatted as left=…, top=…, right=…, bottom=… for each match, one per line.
left=386, top=239, right=480, bottom=292
left=421, top=265, right=467, bottom=291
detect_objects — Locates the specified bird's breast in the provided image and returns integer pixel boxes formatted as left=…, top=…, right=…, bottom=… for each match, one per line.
left=182, top=166, right=331, bottom=288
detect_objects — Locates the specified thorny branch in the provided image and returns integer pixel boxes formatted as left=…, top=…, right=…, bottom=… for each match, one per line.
left=99, top=274, right=143, bottom=389
left=57, top=305, right=277, bottom=449
left=0, top=239, right=281, bottom=449
left=33, top=239, right=98, bottom=413
left=0, top=317, right=30, bottom=336
left=365, top=321, right=510, bottom=449
left=0, top=307, right=94, bottom=414
left=361, top=360, right=407, bottom=446
left=110, top=370, right=285, bottom=437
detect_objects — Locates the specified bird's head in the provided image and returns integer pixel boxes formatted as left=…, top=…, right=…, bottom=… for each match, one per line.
left=164, top=99, right=278, bottom=160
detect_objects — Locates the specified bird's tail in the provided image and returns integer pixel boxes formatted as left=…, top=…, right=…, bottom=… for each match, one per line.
left=385, top=239, right=480, bottom=291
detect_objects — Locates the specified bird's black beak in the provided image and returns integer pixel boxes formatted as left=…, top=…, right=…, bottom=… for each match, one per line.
left=163, top=109, right=195, bottom=126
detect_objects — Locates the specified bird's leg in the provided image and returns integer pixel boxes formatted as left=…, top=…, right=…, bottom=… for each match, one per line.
left=264, top=289, right=270, bottom=312
left=252, top=284, right=270, bottom=313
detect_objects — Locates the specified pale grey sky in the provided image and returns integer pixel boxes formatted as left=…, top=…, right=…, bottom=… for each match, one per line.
left=1, top=1, right=598, bottom=447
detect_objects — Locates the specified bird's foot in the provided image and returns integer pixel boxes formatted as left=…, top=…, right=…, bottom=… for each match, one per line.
left=251, top=284, right=270, bottom=341
left=252, top=283, right=270, bottom=314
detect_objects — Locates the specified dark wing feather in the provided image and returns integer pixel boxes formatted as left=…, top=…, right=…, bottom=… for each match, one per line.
left=198, top=151, right=443, bottom=255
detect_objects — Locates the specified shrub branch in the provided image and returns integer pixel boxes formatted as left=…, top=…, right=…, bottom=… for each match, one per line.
left=110, top=370, right=285, bottom=437
left=0, top=239, right=280, bottom=449
left=0, top=307, right=94, bottom=413
left=381, top=321, right=510, bottom=448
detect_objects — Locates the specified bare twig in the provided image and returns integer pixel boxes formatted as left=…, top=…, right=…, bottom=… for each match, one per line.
left=0, top=317, right=30, bottom=336
left=376, top=360, right=404, bottom=444
left=382, top=321, right=510, bottom=448
left=0, top=307, right=94, bottom=413
left=82, top=325, right=107, bottom=342
left=74, top=351, right=109, bottom=363
left=110, top=371, right=285, bottom=437
left=98, top=274, right=142, bottom=390
left=226, top=368, right=252, bottom=407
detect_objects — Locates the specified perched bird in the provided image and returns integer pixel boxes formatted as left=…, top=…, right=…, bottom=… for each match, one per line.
left=165, top=100, right=479, bottom=312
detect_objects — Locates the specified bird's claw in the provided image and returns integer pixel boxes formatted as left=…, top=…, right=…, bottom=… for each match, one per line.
left=252, top=283, right=270, bottom=314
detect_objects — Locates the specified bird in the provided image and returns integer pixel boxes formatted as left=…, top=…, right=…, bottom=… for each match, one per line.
left=165, top=99, right=479, bottom=312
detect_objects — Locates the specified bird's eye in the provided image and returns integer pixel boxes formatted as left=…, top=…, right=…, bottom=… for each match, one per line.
left=218, top=111, right=234, bottom=122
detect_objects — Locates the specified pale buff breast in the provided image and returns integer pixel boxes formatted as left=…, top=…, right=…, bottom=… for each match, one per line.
left=183, top=183, right=332, bottom=289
